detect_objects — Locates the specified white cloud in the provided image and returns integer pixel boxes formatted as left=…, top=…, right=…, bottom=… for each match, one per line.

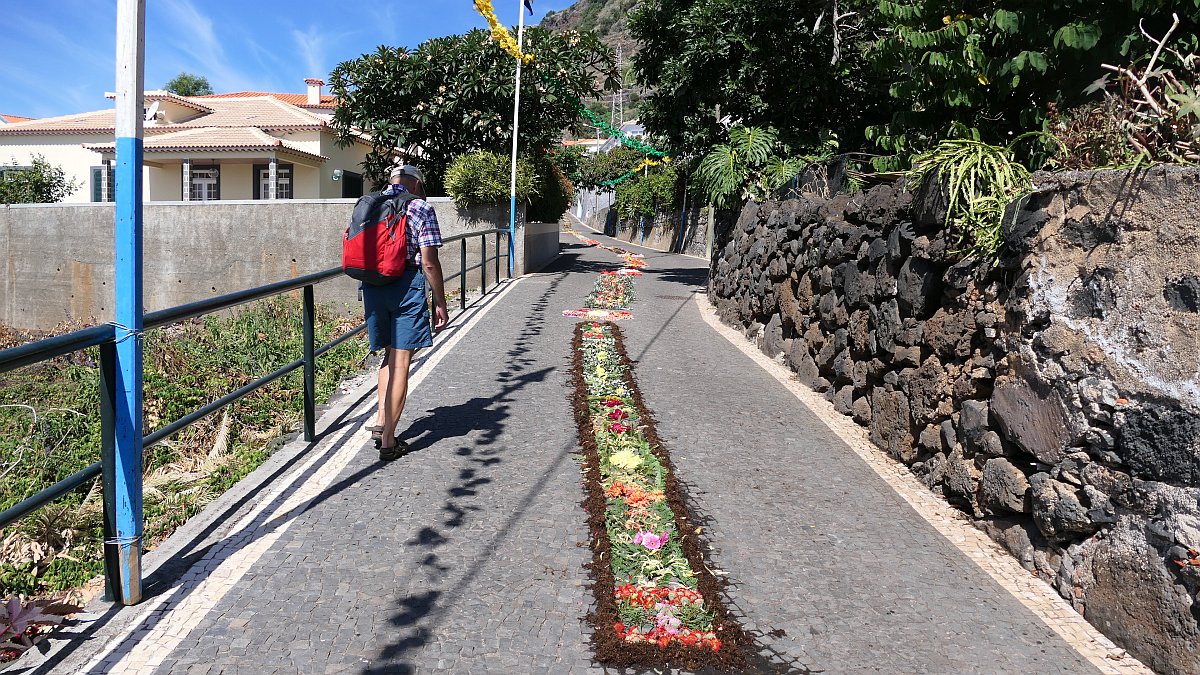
left=290, top=26, right=327, bottom=81
left=154, top=0, right=258, bottom=92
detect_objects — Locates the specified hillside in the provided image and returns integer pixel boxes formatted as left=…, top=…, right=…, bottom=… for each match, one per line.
left=540, top=0, right=638, bottom=62
left=541, top=0, right=644, bottom=132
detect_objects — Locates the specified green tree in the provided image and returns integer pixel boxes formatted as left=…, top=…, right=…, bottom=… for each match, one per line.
left=0, top=157, right=78, bottom=204
left=615, top=164, right=678, bottom=219
left=578, top=146, right=641, bottom=191
left=867, top=0, right=1200, bottom=164
left=164, top=72, right=214, bottom=96
left=329, top=28, right=617, bottom=193
left=628, top=0, right=890, bottom=155
left=444, top=150, right=536, bottom=208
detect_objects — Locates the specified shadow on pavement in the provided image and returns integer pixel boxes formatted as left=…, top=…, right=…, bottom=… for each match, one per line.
left=365, top=265, right=577, bottom=673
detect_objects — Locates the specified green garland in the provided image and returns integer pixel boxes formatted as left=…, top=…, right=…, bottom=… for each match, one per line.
left=599, top=169, right=638, bottom=187
left=540, top=73, right=670, bottom=159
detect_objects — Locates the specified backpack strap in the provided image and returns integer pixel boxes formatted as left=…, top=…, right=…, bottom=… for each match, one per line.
left=383, top=192, right=420, bottom=247
left=390, top=192, right=418, bottom=212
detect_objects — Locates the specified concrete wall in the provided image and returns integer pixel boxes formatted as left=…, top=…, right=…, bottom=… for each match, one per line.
left=574, top=188, right=709, bottom=257
left=524, top=220, right=561, bottom=274
left=0, top=198, right=548, bottom=330
left=709, top=166, right=1200, bottom=673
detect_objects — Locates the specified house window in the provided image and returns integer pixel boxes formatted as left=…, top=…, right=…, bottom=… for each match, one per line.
left=340, top=171, right=363, bottom=198
left=253, top=163, right=294, bottom=199
left=0, top=165, right=33, bottom=185
left=189, top=166, right=219, bottom=201
left=91, top=165, right=115, bottom=202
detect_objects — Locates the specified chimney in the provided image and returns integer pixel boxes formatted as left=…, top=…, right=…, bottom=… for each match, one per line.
left=304, top=78, right=325, bottom=105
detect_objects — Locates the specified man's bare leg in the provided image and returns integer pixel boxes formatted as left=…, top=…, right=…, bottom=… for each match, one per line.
left=379, top=347, right=414, bottom=449
left=374, top=351, right=391, bottom=434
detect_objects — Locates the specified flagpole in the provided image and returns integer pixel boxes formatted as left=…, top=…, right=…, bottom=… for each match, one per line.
left=507, top=0, right=526, bottom=278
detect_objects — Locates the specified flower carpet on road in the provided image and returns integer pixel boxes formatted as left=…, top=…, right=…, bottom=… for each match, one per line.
left=569, top=322, right=748, bottom=669
left=562, top=308, right=634, bottom=321
left=586, top=275, right=636, bottom=310
left=562, top=223, right=646, bottom=319
left=563, top=224, right=649, bottom=271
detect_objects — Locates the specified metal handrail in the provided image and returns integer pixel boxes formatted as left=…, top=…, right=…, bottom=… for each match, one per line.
left=0, top=227, right=513, bottom=543
left=0, top=324, right=115, bottom=375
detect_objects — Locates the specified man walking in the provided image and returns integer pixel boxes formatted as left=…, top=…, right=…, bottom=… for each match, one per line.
left=364, top=164, right=448, bottom=460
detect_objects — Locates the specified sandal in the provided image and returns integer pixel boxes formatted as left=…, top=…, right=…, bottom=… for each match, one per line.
left=379, top=437, right=410, bottom=461
left=367, top=424, right=383, bottom=441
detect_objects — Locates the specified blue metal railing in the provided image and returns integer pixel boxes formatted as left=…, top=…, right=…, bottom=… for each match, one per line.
left=0, top=228, right=510, bottom=601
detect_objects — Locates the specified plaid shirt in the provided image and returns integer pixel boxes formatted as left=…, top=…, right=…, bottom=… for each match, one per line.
left=383, top=186, right=442, bottom=266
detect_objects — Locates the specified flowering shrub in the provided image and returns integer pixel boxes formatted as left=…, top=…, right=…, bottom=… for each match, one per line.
left=577, top=322, right=721, bottom=653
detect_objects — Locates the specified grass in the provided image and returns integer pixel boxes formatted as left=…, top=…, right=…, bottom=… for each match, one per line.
left=0, top=296, right=369, bottom=599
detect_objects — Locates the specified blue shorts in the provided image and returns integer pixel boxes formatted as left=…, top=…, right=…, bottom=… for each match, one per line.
left=362, top=269, right=433, bottom=352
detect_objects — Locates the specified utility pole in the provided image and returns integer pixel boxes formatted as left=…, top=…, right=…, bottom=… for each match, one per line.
left=108, top=0, right=146, bottom=606
left=615, top=45, right=625, bottom=128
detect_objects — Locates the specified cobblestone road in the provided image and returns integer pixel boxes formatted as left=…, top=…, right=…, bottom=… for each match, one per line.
left=618, top=249, right=1102, bottom=674
left=49, top=233, right=1126, bottom=674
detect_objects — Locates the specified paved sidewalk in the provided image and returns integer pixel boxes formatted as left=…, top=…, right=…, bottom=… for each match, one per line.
left=31, top=233, right=1132, bottom=674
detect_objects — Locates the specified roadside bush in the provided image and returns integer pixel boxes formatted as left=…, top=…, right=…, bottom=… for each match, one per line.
left=527, top=159, right=575, bottom=223
left=1045, top=100, right=1132, bottom=170
left=615, top=165, right=678, bottom=219
left=578, top=146, right=641, bottom=191
left=444, top=150, right=536, bottom=208
left=0, top=156, right=78, bottom=205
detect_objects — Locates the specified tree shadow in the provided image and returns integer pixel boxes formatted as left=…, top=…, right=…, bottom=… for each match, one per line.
left=648, top=265, right=709, bottom=291
left=363, top=263, right=586, bottom=672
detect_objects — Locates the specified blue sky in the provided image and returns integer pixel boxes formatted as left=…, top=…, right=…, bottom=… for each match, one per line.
left=0, top=0, right=574, bottom=119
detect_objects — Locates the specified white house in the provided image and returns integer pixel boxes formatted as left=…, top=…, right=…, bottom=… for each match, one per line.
left=598, top=119, right=645, bottom=154
left=0, top=79, right=373, bottom=203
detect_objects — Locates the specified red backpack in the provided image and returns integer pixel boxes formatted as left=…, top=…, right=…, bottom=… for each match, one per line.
left=342, top=192, right=417, bottom=285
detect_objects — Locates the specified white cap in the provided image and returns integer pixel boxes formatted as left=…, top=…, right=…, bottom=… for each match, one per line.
left=389, top=164, right=424, bottom=183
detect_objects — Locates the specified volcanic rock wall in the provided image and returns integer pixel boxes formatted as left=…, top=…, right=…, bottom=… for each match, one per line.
left=709, top=166, right=1200, bottom=673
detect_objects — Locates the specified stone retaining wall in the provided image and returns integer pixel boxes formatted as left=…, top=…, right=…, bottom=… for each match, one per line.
left=709, top=166, right=1200, bottom=673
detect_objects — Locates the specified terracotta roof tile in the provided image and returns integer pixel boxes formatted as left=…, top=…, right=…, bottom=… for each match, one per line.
left=0, top=109, right=115, bottom=134
left=0, top=96, right=329, bottom=135
left=0, top=114, right=34, bottom=124
left=167, top=96, right=327, bottom=129
left=141, top=91, right=214, bottom=112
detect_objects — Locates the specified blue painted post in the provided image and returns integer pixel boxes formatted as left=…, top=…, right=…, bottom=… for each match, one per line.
left=676, top=179, right=688, bottom=253
left=506, top=0, right=526, bottom=279
left=108, top=0, right=146, bottom=605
